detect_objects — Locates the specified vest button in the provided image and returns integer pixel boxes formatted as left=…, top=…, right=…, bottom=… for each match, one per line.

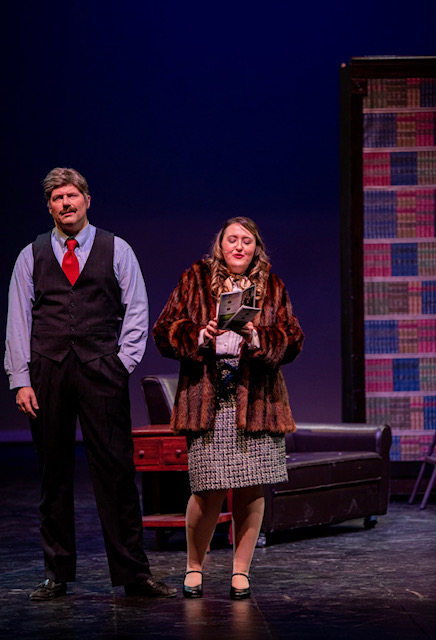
left=70, top=315, right=75, bottom=319
left=70, top=327, right=75, bottom=332
left=70, top=340, right=75, bottom=345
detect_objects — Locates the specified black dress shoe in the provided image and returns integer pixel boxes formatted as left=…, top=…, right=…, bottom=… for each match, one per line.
left=230, top=573, right=251, bottom=600
left=29, top=579, right=67, bottom=601
left=183, top=570, right=203, bottom=598
left=124, top=576, right=177, bottom=598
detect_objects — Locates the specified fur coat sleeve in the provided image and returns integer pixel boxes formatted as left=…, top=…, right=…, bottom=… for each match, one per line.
left=240, top=271, right=304, bottom=368
left=153, top=260, right=304, bottom=435
left=152, top=261, right=215, bottom=362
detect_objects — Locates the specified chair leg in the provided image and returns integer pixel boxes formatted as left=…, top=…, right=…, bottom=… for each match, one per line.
left=409, top=461, right=427, bottom=504
left=420, top=465, right=436, bottom=510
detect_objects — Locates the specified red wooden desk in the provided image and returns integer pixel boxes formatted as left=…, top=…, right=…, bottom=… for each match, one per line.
left=132, top=425, right=232, bottom=547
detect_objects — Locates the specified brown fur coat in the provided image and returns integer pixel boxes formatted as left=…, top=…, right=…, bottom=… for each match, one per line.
left=152, top=260, right=304, bottom=435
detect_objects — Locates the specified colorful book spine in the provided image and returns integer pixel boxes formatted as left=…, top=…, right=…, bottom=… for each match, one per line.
left=424, top=396, right=436, bottom=429
left=363, top=112, right=435, bottom=148
left=382, top=432, right=434, bottom=461
left=363, top=113, right=397, bottom=147
left=422, top=280, right=436, bottom=313
left=416, top=190, right=436, bottom=237
left=416, top=112, right=436, bottom=146
left=390, top=435, right=402, bottom=461
left=366, top=359, right=436, bottom=395
left=363, top=151, right=436, bottom=187
left=364, top=191, right=397, bottom=238
left=411, top=396, right=424, bottom=430
left=364, top=244, right=436, bottom=277
left=365, top=320, right=398, bottom=353
left=398, top=320, right=418, bottom=353
left=363, top=152, right=391, bottom=187
left=417, top=319, right=436, bottom=352
left=363, top=243, right=391, bottom=277
left=399, top=434, right=432, bottom=461
left=363, top=189, right=435, bottom=239
left=392, top=358, right=420, bottom=392
left=365, top=358, right=394, bottom=392
left=419, top=358, right=436, bottom=391
left=362, top=78, right=436, bottom=110
left=391, top=243, right=418, bottom=276
left=409, top=281, right=423, bottom=314
left=418, top=243, right=436, bottom=275
left=397, top=190, right=416, bottom=238
left=366, top=396, right=436, bottom=431
left=418, top=150, right=436, bottom=185
left=391, top=152, right=418, bottom=185
left=363, top=281, right=436, bottom=315
left=364, top=320, right=436, bottom=353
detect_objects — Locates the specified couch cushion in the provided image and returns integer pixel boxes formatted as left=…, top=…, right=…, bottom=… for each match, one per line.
left=273, top=451, right=383, bottom=494
left=285, top=432, right=296, bottom=453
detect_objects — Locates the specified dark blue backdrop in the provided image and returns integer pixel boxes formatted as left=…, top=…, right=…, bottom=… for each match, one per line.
left=1, top=1, right=435, bottom=438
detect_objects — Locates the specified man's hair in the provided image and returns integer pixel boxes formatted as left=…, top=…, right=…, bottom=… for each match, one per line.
left=42, top=167, right=90, bottom=203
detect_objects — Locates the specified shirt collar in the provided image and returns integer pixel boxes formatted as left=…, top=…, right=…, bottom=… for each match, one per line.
left=52, top=222, right=94, bottom=249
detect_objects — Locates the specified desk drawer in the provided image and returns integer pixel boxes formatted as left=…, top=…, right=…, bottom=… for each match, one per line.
left=162, top=438, right=188, bottom=465
left=133, top=439, right=160, bottom=466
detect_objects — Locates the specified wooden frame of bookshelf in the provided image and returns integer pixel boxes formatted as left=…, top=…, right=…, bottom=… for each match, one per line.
left=340, top=56, right=436, bottom=470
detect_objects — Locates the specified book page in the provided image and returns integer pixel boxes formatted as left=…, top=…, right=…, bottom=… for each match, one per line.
left=217, top=284, right=257, bottom=329
left=217, top=291, right=243, bottom=328
left=222, top=305, right=259, bottom=330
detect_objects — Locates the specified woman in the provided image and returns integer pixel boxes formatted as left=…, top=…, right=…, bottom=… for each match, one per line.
left=153, top=217, right=304, bottom=599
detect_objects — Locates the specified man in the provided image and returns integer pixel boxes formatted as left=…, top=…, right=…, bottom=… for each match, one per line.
left=4, top=167, right=176, bottom=600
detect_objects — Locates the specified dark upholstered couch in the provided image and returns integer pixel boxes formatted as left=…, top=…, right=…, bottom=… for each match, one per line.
left=260, top=422, right=391, bottom=543
left=140, top=375, right=392, bottom=542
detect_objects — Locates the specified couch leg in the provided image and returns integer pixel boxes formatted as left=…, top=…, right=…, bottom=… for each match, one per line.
left=363, top=515, right=377, bottom=529
left=256, top=532, right=268, bottom=548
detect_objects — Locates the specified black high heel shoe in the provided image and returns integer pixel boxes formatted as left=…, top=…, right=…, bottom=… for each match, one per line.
left=230, top=573, right=251, bottom=600
left=183, top=571, right=203, bottom=598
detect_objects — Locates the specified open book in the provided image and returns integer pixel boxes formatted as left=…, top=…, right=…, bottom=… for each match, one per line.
left=217, top=284, right=259, bottom=330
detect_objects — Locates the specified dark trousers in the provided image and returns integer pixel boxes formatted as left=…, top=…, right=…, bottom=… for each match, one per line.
left=29, top=350, right=151, bottom=586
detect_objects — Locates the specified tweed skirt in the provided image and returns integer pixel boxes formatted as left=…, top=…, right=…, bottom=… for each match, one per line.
left=187, top=357, right=289, bottom=493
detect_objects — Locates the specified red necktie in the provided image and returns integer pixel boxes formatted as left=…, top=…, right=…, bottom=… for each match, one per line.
left=62, top=238, right=79, bottom=285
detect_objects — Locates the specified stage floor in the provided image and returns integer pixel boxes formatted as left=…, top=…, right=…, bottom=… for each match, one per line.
left=0, top=444, right=435, bottom=640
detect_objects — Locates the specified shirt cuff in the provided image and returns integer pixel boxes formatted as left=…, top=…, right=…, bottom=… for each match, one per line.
left=9, top=372, right=32, bottom=391
left=117, top=352, right=136, bottom=373
left=198, top=328, right=211, bottom=349
left=248, top=329, right=260, bottom=350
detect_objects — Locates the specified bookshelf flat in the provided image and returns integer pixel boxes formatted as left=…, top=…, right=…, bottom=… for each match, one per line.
left=340, top=56, right=436, bottom=466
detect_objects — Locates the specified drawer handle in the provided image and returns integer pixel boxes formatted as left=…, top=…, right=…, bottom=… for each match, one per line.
left=175, top=449, right=182, bottom=457
left=138, top=449, right=145, bottom=459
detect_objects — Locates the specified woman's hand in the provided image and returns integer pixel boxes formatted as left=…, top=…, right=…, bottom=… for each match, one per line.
left=204, top=319, right=225, bottom=341
left=231, top=321, right=255, bottom=343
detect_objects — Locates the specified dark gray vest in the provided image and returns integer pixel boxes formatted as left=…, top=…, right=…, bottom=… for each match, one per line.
left=31, top=228, right=124, bottom=363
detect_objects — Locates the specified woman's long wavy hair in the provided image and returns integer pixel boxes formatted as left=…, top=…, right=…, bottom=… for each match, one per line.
left=207, top=217, right=271, bottom=301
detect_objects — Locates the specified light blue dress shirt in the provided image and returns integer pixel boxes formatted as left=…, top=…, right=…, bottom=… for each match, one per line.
left=4, top=223, right=149, bottom=390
